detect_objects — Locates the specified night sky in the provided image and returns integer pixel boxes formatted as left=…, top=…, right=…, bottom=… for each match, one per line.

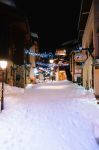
left=16, top=0, right=82, bottom=52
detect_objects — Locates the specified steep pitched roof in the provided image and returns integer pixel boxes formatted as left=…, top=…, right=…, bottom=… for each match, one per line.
left=0, top=0, right=16, bottom=7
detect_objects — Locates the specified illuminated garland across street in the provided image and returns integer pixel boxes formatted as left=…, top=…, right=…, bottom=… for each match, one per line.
left=24, top=49, right=54, bottom=58
left=24, top=49, right=69, bottom=67
left=36, top=62, right=69, bottom=67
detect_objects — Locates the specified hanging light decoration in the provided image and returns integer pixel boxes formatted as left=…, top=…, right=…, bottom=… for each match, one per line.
left=24, top=49, right=53, bottom=58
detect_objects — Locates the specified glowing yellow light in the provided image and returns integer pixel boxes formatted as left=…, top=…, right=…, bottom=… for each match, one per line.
left=0, top=60, right=7, bottom=70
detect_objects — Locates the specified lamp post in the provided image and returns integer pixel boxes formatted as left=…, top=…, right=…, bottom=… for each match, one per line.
left=0, top=60, right=7, bottom=111
left=49, top=59, right=54, bottom=81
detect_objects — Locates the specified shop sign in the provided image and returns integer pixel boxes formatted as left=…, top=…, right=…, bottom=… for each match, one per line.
left=74, top=53, right=87, bottom=62
left=55, top=50, right=66, bottom=56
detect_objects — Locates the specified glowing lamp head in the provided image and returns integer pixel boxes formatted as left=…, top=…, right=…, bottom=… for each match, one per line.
left=49, top=59, right=54, bottom=63
left=0, top=60, right=8, bottom=70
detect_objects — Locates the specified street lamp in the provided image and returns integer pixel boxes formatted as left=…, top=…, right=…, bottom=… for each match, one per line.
left=0, top=60, right=7, bottom=111
left=49, top=59, right=54, bottom=64
left=49, top=59, right=55, bottom=81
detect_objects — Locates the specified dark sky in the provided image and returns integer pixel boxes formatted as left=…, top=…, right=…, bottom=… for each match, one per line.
left=16, top=0, right=82, bottom=51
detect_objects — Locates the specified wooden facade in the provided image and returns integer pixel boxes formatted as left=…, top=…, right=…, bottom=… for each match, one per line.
left=0, top=2, right=32, bottom=87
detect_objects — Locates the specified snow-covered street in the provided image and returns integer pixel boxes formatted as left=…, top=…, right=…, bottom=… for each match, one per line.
left=0, top=80, right=99, bottom=150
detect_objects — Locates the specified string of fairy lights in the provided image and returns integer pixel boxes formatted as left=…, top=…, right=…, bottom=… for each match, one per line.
left=36, top=62, right=69, bottom=67
left=24, top=49, right=54, bottom=58
left=24, top=49, right=69, bottom=67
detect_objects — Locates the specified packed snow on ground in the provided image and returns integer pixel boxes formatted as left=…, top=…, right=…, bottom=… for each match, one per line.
left=0, top=80, right=98, bottom=150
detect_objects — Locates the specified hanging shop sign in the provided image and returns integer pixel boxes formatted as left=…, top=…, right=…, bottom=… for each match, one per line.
left=55, top=50, right=66, bottom=56
left=74, top=53, right=87, bottom=62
